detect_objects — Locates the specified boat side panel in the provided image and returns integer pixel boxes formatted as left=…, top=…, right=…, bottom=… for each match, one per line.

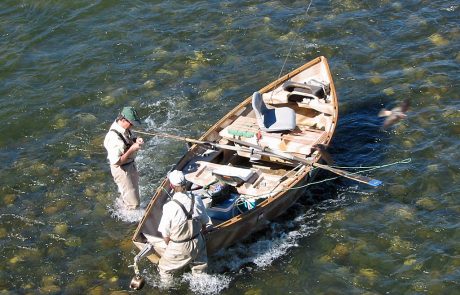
left=205, top=172, right=311, bottom=255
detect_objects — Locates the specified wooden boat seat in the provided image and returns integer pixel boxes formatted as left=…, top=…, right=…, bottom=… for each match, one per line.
left=185, top=161, right=258, bottom=187
left=219, top=116, right=328, bottom=156
left=184, top=161, right=284, bottom=197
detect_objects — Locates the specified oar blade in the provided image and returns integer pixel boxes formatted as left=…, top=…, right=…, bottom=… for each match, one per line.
left=368, top=179, right=383, bottom=187
left=313, top=163, right=383, bottom=187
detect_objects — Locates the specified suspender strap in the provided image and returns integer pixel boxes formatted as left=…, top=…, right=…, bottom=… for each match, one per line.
left=110, top=129, right=131, bottom=146
left=170, top=193, right=199, bottom=243
left=171, top=192, right=195, bottom=220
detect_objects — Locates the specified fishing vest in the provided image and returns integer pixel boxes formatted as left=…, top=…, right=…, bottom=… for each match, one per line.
left=169, top=193, right=202, bottom=243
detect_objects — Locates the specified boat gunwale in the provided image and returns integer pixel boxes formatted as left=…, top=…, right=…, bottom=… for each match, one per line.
left=132, top=56, right=338, bottom=246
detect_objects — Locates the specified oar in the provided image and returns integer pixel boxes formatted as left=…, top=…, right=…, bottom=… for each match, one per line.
left=226, top=137, right=382, bottom=187
left=133, top=129, right=287, bottom=159
left=133, top=129, right=382, bottom=187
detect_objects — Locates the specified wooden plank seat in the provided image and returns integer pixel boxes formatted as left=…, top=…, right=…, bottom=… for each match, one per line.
left=219, top=115, right=327, bottom=156
left=184, top=161, right=284, bottom=197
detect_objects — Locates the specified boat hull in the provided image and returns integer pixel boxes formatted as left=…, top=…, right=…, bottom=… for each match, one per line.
left=132, top=56, right=338, bottom=263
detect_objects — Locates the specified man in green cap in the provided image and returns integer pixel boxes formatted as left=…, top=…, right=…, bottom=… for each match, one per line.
left=104, top=106, right=144, bottom=209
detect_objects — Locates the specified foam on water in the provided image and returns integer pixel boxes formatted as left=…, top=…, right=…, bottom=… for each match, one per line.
left=182, top=273, right=233, bottom=295
left=209, top=206, right=322, bottom=274
left=109, top=198, right=145, bottom=223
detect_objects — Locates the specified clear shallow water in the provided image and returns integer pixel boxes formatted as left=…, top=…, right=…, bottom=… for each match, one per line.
left=1, top=0, right=459, bottom=294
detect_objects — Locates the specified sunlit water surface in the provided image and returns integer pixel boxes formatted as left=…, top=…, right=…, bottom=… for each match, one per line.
left=1, top=0, right=459, bottom=294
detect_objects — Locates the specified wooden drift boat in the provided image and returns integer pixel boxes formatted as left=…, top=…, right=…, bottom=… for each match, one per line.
left=132, top=56, right=339, bottom=268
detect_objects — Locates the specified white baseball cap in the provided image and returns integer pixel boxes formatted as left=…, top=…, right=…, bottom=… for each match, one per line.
left=168, top=170, right=185, bottom=186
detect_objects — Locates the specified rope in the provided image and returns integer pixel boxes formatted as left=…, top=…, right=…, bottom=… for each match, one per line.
left=270, top=0, right=315, bottom=104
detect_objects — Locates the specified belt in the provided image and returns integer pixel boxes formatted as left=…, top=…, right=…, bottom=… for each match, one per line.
left=120, top=161, right=134, bottom=167
left=170, top=233, right=200, bottom=244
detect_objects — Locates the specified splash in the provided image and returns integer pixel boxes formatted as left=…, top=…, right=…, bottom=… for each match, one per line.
left=182, top=273, right=232, bottom=295
left=140, top=269, right=232, bottom=294
left=209, top=206, right=322, bottom=276
left=109, top=198, right=145, bottom=223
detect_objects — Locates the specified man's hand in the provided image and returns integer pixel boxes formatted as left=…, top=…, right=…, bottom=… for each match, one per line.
left=118, top=137, right=145, bottom=164
left=130, top=137, right=144, bottom=152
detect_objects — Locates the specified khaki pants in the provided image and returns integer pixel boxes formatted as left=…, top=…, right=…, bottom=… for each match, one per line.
left=110, top=162, right=140, bottom=209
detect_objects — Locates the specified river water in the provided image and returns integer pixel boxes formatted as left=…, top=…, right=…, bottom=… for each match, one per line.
left=1, top=0, right=459, bottom=294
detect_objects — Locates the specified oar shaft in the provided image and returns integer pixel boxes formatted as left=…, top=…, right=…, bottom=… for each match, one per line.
left=133, top=129, right=382, bottom=187
left=226, top=137, right=382, bottom=187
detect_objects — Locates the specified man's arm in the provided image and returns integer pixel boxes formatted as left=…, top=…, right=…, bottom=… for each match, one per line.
left=117, top=138, right=144, bottom=165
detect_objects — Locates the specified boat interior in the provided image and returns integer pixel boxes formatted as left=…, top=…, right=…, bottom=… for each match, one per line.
left=137, top=61, right=336, bottom=245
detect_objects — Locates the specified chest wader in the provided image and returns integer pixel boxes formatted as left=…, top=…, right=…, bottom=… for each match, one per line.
left=110, top=129, right=139, bottom=208
left=110, top=129, right=136, bottom=169
left=170, top=193, right=202, bottom=243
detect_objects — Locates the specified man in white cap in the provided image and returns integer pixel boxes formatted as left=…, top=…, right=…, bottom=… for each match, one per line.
left=104, top=106, right=144, bottom=209
left=157, top=170, right=212, bottom=285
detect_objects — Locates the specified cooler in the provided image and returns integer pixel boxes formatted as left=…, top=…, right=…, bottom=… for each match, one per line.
left=207, top=194, right=239, bottom=220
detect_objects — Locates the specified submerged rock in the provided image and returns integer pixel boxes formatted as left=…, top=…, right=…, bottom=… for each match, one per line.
left=88, top=285, right=104, bottom=295
left=428, top=33, right=449, bottom=46
left=119, top=239, right=133, bottom=252
left=331, top=243, right=350, bottom=259
left=101, top=95, right=116, bottom=106
left=202, top=88, right=223, bottom=101
left=76, top=113, right=97, bottom=125
left=143, top=79, right=155, bottom=89
left=3, top=193, right=17, bottom=205
left=369, top=72, right=383, bottom=84
left=359, top=268, right=379, bottom=282
left=382, top=87, right=395, bottom=96
left=324, top=210, right=346, bottom=223
left=0, top=227, right=7, bottom=239
left=416, top=197, right=439, bottom=211
left=244, top=288, right=263, bottom=295
left=54, top=223, right=68, bottom=235
left=40, top=283, right=61, bottom=294
left=387, top=184, right=408, bottom=197
left=389, top=236, right=413, bottom=254
left=54, top=117, right=69, bottom=129
left=44, top=206, right=59, bottom=215
left=65, top=236, right=82, bottom=247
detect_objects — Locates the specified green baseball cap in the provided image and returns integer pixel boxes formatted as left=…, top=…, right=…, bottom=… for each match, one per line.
left=120, top=106, right=141, bottom=125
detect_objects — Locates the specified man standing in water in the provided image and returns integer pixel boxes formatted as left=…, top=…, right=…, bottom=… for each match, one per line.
left=104, top=106, right=144, bottom=210
left=157, top=170, right=212, bottom=286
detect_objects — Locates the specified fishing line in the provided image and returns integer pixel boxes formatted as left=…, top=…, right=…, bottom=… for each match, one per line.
left=270, top=0, right=315, bottom=104
left=239, top=157, right=411, bottom=198
left=329, top=158, right=412, bottom=170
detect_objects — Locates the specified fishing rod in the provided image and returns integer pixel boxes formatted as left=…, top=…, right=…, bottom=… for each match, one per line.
left=133, top=129, right=382, bottom=187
